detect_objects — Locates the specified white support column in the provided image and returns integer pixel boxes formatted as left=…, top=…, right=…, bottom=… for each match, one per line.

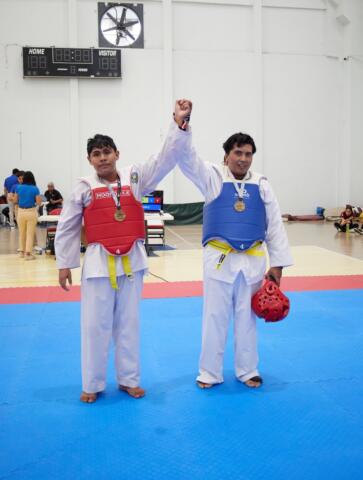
left=163, top=0, right=173, bottom=127
left=18, top=131, right=23, bottom=165
left=68, top=0, right=81, bottom=187
left=162, top=0, right=175, bottom=203
left=253, top=0, right=264, bottom=172
left=338, top=57, right=352, bottom=205
left=337, top=4, right=352, bottom=206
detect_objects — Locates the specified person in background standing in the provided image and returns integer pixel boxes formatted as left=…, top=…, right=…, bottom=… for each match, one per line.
left=8, top=171, right=24, bottom=224
left=3, top=168, right=19, bottom=228
left=13, top=171, right=41, bottom=260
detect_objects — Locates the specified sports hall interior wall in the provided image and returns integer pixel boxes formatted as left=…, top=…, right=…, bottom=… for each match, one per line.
left=0, top=0, right=362, bottom=214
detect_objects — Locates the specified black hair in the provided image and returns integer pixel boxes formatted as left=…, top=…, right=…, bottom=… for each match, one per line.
left=23, top=171, right=36, bottom=186
left=223, top=133, right=257, bottom=155
left=87, top=134, right=117, bottom=155
left=17, top=170, right=25, bottom=177
left=12, top=168, right=19, bottom=175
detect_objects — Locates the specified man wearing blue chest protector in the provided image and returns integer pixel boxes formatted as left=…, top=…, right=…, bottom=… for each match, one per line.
left=178, top=104, right=293, bottom=389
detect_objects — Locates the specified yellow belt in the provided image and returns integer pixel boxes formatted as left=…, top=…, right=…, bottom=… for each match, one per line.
left=107, top=255, right=133, bottom=290
left=207, top=240, right=265, bottom=269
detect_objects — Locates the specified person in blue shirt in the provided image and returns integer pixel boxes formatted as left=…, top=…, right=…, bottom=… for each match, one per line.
left=14, top=171, right=41, bottom=260
left=10, top=171, right=24, bottom=192
left=8, top=171, right=24, bottom=225
left=3, top=168, right=19, bottom=228
left=3, top=168, right=19, bottom=194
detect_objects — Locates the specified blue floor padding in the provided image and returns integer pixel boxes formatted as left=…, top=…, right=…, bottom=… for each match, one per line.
left=0, top=290, right=362, bottom=480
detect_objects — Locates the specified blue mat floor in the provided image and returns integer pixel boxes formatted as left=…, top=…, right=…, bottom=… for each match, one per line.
left=0, top=290, right=362, bottom=480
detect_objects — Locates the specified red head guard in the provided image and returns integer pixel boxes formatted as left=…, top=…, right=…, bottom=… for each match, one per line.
left=251, top=280, right=290, bottom=322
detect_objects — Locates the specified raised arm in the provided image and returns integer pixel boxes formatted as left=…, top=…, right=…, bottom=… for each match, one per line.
left=175, top=108, right=223, bottom=203
left=137, top=100, right=193, bottom=195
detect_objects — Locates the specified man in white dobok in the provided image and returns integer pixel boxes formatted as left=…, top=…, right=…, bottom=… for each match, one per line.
left=55, top=100, right=192, bottom=403
left=177, top=102, right=293, bottom=389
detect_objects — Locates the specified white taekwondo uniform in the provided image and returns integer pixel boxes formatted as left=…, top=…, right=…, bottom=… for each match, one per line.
left=55, top=122, right=189, bottom=393
left=178, top=132, right=293, bottom=385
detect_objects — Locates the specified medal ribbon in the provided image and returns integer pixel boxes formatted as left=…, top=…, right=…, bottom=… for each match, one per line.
left=102, top=175, right=122, bottom=211
left=227, top=167, right=245, bottom=200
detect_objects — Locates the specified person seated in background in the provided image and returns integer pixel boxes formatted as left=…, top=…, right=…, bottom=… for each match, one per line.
left=334, top=204, right=359, bottom=232
left=44, top=182, right=63, bottom=214
left=353, top=207, right=363, bottom=235
left=0, top=195, right=10, bottom=225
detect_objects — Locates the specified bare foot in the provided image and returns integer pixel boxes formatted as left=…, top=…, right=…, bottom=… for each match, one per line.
left=119, top=385, right=145, bottom=398
left=80, top=391, right=98, bottom=403
left=244, top=376, right=263, bottom=388
left=196, top=381, right=214, bottom=389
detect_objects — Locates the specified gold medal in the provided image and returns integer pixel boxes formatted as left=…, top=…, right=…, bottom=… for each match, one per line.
left=114, top=209, right=126, bottom=222
left=234, top=200, right=245, bottom=212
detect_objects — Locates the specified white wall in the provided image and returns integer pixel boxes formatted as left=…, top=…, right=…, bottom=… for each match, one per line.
left=348, top=0, right=363, bottom=207
left=0, top=0, right=362, bottom=213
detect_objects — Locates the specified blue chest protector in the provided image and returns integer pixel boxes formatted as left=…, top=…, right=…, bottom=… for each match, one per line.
left=202, top=182, right=267, bottom=251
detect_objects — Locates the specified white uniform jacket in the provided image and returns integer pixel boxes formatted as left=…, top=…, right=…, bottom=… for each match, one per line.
left=177, top=133, right=293, bottom=284
left=55, top=122, right=189, bottom=279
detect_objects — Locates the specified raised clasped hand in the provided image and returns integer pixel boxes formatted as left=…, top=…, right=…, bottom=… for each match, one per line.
left=174, top=99, right=192, bottom=129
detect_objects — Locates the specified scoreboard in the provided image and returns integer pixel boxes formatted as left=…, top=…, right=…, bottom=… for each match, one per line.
left=23, top=47, right=121, bottom=78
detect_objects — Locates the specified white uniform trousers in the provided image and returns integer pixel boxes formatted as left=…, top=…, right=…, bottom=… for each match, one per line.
left=80, top=272, right=143, bottom=393
left=197, top=272, right=262, bottom=385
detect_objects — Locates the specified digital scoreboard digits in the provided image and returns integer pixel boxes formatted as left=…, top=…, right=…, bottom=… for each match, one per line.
left=23, top=47, right=121, bottom=78
left=53, top=48, right=92, bottom=64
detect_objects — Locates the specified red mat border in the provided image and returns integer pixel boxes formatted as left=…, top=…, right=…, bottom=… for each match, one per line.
left=0, top=275, right=362, bottom=305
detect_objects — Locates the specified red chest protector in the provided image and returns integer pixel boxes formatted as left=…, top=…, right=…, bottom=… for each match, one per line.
left=83, top=184, right=145, bottom=255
